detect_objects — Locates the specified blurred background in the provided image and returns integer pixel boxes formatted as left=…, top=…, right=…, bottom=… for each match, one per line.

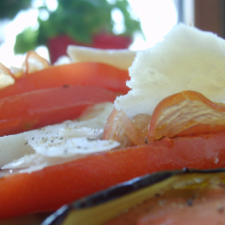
left=0, top=0, right=223, bottom=67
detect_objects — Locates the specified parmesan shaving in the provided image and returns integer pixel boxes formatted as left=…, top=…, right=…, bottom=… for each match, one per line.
left=1, top=102, right=119, bottom=173
left=115, top=24, right=225, bottom=118
left=67, top=45, right=137, bottom=70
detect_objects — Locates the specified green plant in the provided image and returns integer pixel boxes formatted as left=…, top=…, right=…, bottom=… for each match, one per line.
left=0, top=0, right=31, bottom=20
left=14, top=0, right=143, bottom=54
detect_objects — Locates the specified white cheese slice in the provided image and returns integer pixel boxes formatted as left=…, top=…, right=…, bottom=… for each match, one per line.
left=54, top=56, right=71, bottom=65
left=25, top=127, right=117, bottom=158
left=0, top=133, right=34, bottom=167
left=67, top=45, right=137, bottom=70
left=1, top=102, right=119, bottom=173
left=115, top=24, right=225, bottom=118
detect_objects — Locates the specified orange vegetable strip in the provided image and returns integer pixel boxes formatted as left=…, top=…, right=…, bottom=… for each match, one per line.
left=0, top=62, right=129, bottom=99
left=0, top=86, right=117, bottom=136
left=1, top=131, right=225, bottom=219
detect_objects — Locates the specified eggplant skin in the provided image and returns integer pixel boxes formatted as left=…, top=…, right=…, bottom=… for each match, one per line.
left=41, top=168, right=225, bottom=225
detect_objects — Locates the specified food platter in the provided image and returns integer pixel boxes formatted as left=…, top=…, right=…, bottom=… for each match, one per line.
left=1, top=24, right=225, bottom=224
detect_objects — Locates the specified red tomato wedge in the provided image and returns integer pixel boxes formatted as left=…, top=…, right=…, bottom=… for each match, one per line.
left=147, top=90, right=225, bottom=142
left=1, top=131, right=225, bottom=219
left=0, top=86, right=117, bottom=136
left=0, top=62, right=129, bottom=99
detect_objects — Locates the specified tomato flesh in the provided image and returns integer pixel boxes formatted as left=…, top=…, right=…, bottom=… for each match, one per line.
left=1, top=132, right=225, bottom=219
left=0, top=62, right=129, bottom=99
left=0, top=86, right=117, bottom=136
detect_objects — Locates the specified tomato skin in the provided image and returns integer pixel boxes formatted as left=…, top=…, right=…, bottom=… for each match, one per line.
left=1, top=132, right=225, bottom=219
left=0, top=62, right=129, bottom=99
left=148, top=90, right=225, bottom=142
left=22, top=51, right=50, bottom=75
left=0, top=86, right=117, bottom=136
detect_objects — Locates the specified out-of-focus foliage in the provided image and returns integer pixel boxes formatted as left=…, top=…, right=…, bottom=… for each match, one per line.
left=14, top=27, right=39, bottom=54
left=14, top=0, right=143, bottom=54
left=0, top=0, right=31, bottom=20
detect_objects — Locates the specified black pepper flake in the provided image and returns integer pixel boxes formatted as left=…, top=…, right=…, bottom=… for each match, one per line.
left=192, top=193, right=198, bottom=200
left=187, top=199, right=193, bottom=206
left=145, top=208, right=150, bottom=213
left=144, top=137, right=148, bottom=144
left=218, top=206, right=224, bottom=213
left=24, top=141, right=28, bottom=145
left=32, top=137, right=35, bottom=140
left=155, top=193, right=160, bottom=197
left=158, top=200, right=165, bottom=206
left=63, top=85, right=70, bottom=88
left=87, top=137, right=96, bottom=141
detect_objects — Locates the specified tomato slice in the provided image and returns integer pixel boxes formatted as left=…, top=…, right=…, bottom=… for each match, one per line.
left=1, top=131, right=225, bottom=219
left=0, top=86, right=117, bottom=136
left=0, top=62, right=129, bottom=99
left=147, top=90, right=225, bottom=142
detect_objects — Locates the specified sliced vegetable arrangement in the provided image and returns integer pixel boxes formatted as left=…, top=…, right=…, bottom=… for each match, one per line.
left=2, top=132, right=225, bottom=219
left=0, top=61, right=130, bottom=99
left=1, top=24, right=225, bottom=223
left=0, top=51, right=129, bottom=98
left=103, top=90, right=225, bottom=146
left=0, top=49, right=132, bottom=219
left=0, top=86, right=117, bottom=136
left=0, top=51, right=129, bottom=136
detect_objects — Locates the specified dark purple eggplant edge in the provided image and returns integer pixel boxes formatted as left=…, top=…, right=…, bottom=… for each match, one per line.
left=41, top=167, right=225, bottom=225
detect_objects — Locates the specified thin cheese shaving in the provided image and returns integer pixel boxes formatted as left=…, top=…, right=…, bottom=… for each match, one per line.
left=67, top=45, right=137, bottom=70
left=1, top=102, right=119, bottom=173
left=115, top=24, right=225, bottom=118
